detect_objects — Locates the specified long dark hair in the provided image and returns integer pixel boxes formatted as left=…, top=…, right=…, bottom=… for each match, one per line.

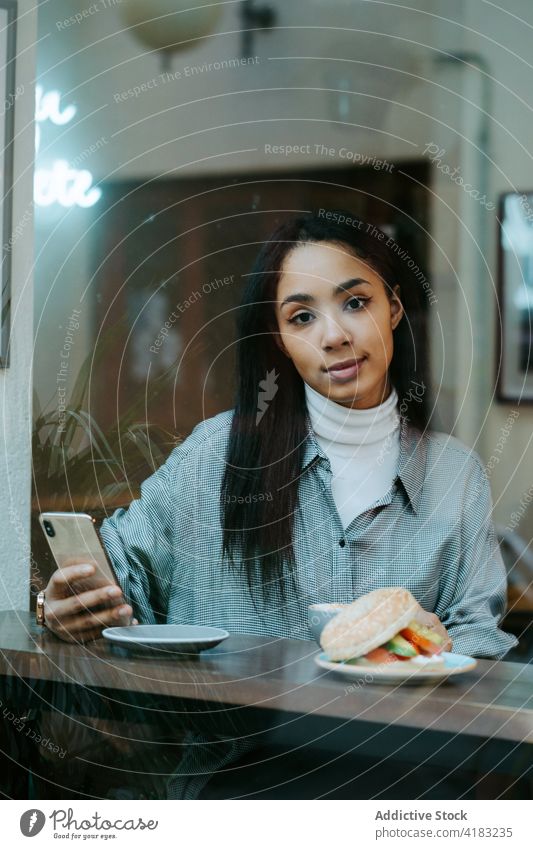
left=220, top=211, right=431, bottom=605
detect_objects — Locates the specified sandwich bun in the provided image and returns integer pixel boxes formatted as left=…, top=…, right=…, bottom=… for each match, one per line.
left=320, top=587, right=421, bottom=661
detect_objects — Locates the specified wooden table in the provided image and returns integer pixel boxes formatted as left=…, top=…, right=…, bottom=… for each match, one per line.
left=0, top=611, right=532, bottom=793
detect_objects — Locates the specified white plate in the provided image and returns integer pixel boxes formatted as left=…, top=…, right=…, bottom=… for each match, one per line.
left=102, top=624, right=229, bottom=654
left=315, top=651, right=477, bottom=684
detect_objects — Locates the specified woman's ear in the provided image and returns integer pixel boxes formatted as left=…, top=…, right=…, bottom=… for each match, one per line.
left=390, top=284, right=404, bottom=330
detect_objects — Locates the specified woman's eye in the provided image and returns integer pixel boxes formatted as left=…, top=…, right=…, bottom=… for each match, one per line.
left=288, top=311, right=314, bottom=325
left=346, top=296, right=369, bottom=311
left=287, top=299, right=368, bottom=325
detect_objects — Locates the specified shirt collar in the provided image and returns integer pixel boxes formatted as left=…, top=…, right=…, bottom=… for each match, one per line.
left=302, top=412, right=428, bottom=515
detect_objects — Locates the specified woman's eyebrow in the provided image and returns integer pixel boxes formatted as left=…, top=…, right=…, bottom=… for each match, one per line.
left=280, top=278, right=372, bottom=307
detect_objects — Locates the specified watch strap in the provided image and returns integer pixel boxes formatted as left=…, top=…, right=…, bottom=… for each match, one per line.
left=36, top=590, right=46, bottom=627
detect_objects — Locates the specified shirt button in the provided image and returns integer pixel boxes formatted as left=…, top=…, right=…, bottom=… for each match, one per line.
left=339, top=539, right=346, bottom=548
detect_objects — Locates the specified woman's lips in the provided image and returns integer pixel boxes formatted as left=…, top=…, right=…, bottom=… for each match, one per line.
left=326, top=357, right=366, bottom=382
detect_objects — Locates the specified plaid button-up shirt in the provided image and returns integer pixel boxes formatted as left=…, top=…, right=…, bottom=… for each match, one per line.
left=101, top=409, right=516, bottom=660
left=100, top=409, right=517, bottom=799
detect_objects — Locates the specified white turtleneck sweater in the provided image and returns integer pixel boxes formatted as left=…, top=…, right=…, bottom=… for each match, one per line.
left=304, top=382, right=401, bottom=530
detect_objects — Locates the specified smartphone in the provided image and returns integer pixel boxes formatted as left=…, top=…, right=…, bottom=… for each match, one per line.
left=39, top=511, right=121, bottom=595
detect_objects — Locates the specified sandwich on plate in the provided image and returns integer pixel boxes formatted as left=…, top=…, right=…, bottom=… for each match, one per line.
left=320, top=587, right=448, bottom=667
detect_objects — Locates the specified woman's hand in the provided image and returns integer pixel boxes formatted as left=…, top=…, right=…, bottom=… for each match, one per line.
left=412, top=607, right=453, bottom=652
left=43, top=562, right=136, bottom=643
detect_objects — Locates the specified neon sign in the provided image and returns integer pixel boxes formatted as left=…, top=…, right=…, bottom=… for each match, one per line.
left=35, top=86, right=76, bottom=125
left=34, top=85, right=101, bottom=208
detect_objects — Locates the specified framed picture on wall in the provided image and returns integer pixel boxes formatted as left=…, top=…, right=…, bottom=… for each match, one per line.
left=497, top=191, right=533, bottom=403
left=0, top=0, right=17, bottom=368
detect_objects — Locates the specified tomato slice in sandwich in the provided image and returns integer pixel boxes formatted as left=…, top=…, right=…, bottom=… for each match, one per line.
left=363, top=646, right=399, bottom=664
left=400, top=627, right=444, bottom=655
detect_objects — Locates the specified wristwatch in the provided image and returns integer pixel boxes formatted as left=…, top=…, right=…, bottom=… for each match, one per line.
left=36, top=591, right=46, bottom=627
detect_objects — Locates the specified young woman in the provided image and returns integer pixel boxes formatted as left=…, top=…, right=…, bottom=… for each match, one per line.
left=41, top=211, right=517, bottom=798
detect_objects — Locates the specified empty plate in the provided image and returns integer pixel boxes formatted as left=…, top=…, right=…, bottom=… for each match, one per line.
left=102, top=624, right=229, bottom=654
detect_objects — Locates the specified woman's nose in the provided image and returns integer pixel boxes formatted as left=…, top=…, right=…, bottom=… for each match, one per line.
left=321, top=315, right=353, bottom=349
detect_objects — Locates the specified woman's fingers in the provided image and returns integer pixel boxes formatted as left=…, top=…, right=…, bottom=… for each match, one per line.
left=413, top=608, right=453, bottom=651
left=47, top=584, right=123, bottom=621
left=64, top=612, right=138, bottom=644
left=43, top=564, right=132, bottom=643
left=46, top=563, right=96, bottom=599
left=413, top=607, right=440, bottom=629
left=48, top=603, right=133, bottom=640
